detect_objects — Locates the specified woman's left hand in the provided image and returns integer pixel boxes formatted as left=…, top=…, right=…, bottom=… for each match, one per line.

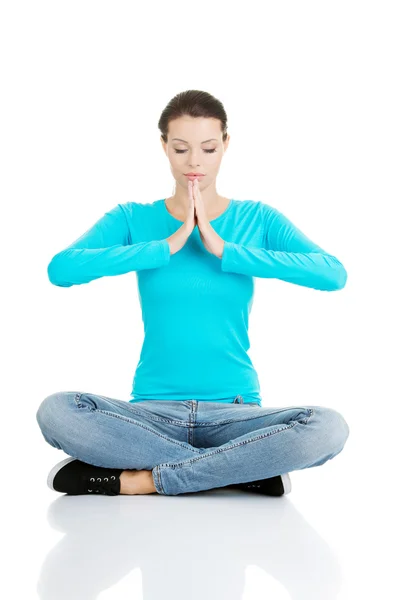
left=190, top=179, right=225, bottom=259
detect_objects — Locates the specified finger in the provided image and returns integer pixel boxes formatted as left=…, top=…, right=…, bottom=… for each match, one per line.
left=188, top=179, right=193, bottom=199
left=190, top=182, right=196, bottom=202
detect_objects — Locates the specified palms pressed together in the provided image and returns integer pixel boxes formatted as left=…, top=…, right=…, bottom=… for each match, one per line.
left=190, top=178, right=225, bottom=259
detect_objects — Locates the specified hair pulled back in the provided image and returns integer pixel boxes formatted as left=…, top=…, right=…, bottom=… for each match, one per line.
left=158, top=90, right=228, bottom=143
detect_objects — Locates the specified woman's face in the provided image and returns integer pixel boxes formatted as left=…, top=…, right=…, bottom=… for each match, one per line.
left=161, top=116, right=230, bottom=189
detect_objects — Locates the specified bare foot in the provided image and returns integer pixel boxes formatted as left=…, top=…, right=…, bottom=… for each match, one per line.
left=120, top=470, right=157, bottom=495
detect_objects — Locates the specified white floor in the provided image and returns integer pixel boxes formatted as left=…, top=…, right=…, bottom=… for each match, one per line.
left=8, top=429, right=395, bottom=599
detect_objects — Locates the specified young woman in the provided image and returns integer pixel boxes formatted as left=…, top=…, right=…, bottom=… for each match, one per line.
left=36, top=89, right=350, bottom=497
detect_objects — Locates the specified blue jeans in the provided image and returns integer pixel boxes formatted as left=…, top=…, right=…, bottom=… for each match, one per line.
left=36, top=391, right=350, bottom=496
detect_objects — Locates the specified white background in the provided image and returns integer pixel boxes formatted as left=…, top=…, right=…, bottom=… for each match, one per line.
left=1, top=1, right=399, bottom=598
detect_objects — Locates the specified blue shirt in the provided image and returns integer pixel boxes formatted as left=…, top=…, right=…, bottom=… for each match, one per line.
left=47, top=198, right=347, bottom=406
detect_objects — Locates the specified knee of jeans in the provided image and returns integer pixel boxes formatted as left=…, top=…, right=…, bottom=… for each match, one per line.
left=36, top=391, right=74, bottom=432
left=320, top=406, right=350, bottom=451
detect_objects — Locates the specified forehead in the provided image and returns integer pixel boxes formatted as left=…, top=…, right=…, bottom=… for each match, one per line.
left=169, top=116, right=221, bottom=143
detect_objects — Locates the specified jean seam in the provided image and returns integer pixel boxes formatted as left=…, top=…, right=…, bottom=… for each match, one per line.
left=195, top=406, right=314, bottom=427
left=158, top=421, right=299, bottom=469
left=90, top=408, right=201, bottom=454
left=121, top=406, right=303, bottom=428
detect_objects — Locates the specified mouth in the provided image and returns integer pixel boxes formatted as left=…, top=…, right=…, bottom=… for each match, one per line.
left=185, top=173, right=205, bottom=178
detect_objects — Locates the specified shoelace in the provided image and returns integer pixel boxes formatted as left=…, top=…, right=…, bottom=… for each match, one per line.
left=86, top=474, right=118, bottom=495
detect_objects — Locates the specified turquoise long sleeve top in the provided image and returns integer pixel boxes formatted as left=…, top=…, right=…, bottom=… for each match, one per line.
left=47, top=198, right=347, bottom=406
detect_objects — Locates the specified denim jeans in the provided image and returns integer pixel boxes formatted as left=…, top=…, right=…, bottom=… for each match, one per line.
left=36, top=391, right=350, bottom=496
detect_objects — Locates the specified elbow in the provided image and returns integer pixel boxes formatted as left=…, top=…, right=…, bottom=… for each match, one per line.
left=329, top=259, right=348, bottom=291
left=47, top=254, right=74, bottom=287
left=335, top=265, right=348, bottom=290
left=319, top=254, right=348, bottom=291
left=47, top=256, right=59, bottom=285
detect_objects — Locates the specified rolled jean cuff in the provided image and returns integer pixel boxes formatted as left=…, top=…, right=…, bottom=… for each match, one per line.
left=152, top=465, right=167, bottom=495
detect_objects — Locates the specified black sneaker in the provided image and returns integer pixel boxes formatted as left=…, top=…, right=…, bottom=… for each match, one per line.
left=47, top=457, right=124, bottom=496
left=228, top=473, right=291, bottom=496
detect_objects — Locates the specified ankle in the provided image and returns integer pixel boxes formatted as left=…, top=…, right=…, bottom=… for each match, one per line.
left=120, top=470, right=157, bottom=495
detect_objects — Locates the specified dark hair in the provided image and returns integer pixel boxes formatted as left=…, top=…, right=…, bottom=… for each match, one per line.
left=158, top=90, right=228, bottom=144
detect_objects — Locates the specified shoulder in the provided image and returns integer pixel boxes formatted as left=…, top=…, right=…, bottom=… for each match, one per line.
left=234, top=198, right=280, bottom=223
left=116, top=199, right=163, bottom=220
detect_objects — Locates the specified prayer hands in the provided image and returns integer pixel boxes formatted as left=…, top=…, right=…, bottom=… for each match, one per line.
left=188, top=178, right=225, bottom=259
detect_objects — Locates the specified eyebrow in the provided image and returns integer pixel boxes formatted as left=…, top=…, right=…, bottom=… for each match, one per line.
left=172, top=138, right=218, bottom=144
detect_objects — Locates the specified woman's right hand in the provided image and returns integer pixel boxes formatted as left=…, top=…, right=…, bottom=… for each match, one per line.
left=166, top=180, right=197, bottom=255
left=185, top=179, right=197, bottom=232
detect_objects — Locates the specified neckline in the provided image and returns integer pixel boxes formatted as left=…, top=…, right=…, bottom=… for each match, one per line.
left=161, top=197, right=234, bottom=224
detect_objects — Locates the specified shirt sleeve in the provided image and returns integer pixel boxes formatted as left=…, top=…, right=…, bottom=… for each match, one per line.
left=221, top=203, right=347, bottom=291
left=47, top=203, right=170, bottom=287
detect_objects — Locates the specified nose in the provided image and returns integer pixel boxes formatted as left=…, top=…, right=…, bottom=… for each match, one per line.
left=187, top=149, right=201, bottom=167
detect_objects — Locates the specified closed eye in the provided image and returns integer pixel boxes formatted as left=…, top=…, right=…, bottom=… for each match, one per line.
left=174, top=149, right=216, bottom=154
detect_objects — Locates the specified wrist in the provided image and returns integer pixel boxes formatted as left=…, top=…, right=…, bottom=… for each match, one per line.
left=183, top=222, right=194, bottom=236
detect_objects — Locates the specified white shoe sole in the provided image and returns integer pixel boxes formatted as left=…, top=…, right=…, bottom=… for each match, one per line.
left=281, top=473, right=292, bottom=494
left=47, top=456, right=77, bottom=491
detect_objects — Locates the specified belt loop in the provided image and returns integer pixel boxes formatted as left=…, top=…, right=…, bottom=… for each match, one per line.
left=234, top=395, right=244, bottom=404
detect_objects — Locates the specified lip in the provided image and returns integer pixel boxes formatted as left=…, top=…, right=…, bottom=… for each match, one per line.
left=185, top=173, right=205, bottom=178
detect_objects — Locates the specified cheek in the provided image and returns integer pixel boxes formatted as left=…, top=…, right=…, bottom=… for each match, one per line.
left=169, top=156, right=182, bottom=169
left=206, top=155, right=222, bottom=168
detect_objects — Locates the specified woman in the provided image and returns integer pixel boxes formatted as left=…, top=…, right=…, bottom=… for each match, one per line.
left=36, top=89, right=350, bottom=497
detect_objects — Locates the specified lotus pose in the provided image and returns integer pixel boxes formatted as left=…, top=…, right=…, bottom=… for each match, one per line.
left=36, top=89, right=350, bottom=497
